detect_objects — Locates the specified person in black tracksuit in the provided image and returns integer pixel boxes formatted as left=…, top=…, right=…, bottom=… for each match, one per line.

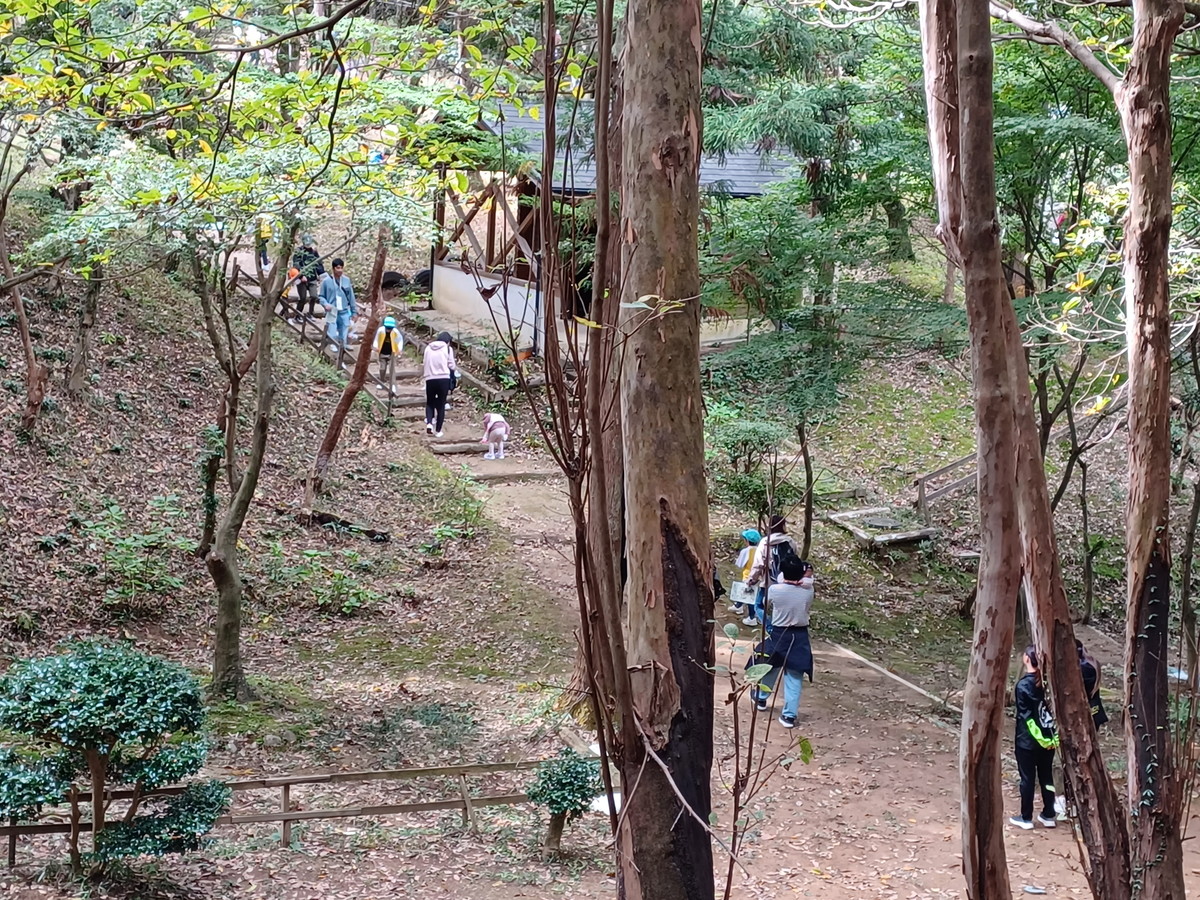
left=1011, top=645, right=1059, bottom=830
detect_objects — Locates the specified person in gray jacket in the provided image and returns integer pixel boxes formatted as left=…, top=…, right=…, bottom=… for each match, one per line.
left=319, top=258, right=356, bottom=349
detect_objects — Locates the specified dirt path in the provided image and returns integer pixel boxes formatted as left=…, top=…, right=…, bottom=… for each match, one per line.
left=194, top=253, right=1200, bottom=896
left=471, top=478, right=1200, bottom=898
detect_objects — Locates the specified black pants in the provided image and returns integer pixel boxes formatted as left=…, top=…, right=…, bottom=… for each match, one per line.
left=1016, top=744, right=1056, bottom=821
left=295, top=280, right=319, bottom=316
left=425, top=378, right=452, bottom=430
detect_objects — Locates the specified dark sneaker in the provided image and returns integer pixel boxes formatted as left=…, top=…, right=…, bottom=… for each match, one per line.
left=1009, top=816, right=1034, bottom=830
left=1037, top=814, right=1057, bottom=828
left=754, top=700, right=767, bottom=712
left=778, top=715, right=796, bottom=729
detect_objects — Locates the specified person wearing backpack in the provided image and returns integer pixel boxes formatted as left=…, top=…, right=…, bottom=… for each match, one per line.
left=749, top=556, right=815, bottom=728
left=1011, top=645, right=1060, bottom=830
left=744, top=515, right=801, bottom=627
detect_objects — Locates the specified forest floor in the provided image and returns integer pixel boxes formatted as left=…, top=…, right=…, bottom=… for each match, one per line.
left=1, top=241, right=1197, bottom=899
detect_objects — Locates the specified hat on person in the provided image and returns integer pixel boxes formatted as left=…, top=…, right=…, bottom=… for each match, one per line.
left=383, top=316, right=396, bottom=328
left=301, top=234, right=315, bottom=247
left=741, top=528, right=762, bottom=543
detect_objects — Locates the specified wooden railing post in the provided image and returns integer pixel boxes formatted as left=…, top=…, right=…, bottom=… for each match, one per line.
left=7, top=816, right=15, bottom=868
left=281, top=785, right=291, bottom=847
left=458, top=775, right=478, bottom=834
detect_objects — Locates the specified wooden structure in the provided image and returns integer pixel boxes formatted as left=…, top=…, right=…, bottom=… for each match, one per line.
left=428, top=101, right=799, bottom=356
left=828, top=506, right=939, bottom=549
left=2, top=760, right=541, bottom=865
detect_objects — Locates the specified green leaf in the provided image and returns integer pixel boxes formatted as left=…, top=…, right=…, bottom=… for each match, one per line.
left=722, top=622, right=740, bottom=639
left=798, top=737, right=814, bottom=764
left=745, top=663, right=773, bottom=683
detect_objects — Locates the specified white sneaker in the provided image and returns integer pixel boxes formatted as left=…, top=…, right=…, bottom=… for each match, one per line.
left=435, top=431, right=444, bottom=438
left=1009, top=816, right=1034, bottom=830
left=1037, top=814, right=1057, bottom=828
left=425, top=423, right=433, bottom=434
left=484, top=452, right=496, bottom=460
left=742, top=616, right=757, bottom=626
left=497, top=451, right=505, bottom=459
left=728, top=603, right=741, bottom=613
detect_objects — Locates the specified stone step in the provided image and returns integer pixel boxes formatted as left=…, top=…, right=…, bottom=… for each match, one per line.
left=469, top=469, right=562, bottom=484
left=430, top=442, right=488, bottom=455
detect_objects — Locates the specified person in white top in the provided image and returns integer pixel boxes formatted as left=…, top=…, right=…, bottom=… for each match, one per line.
left=744, top=515, right=801, bottom=626
left=422, top=331, right=458, bottom=437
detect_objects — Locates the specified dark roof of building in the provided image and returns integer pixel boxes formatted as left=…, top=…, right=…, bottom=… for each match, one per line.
left=486, top=101, right=798, bottom=199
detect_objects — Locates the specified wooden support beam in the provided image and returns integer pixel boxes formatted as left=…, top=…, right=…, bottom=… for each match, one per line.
left=458, top=775, right=478, bottom=834
left=281, top=784, right=292, bottom=847
left=498, top=201, right=540, bottom=276
left=447, top=192, right=488, bottom=263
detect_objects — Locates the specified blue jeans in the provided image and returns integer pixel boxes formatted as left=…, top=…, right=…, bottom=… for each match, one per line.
left=757, top=666, right=803, bottom=718
left=751, top=587, right=772, bottom=630
left=327, top=308, right=351, bottom=345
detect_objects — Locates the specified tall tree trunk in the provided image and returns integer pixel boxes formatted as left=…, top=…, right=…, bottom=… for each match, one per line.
left=939, top=1, right=1019, bottom=894
left=617, top=0, right=715, bottom=896
left=66, top=264, right=101, bottom=398
left=208, top=258, right=284, bottom=703
left=1117, top=0, right=1185, bottom=890
left=305, top=229, right=389, bottom=503
left=1011, top=317, right=1132, bottom=900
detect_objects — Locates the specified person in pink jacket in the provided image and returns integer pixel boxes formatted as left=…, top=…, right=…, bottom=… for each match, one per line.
left=423, top=331, right=458, bottom=436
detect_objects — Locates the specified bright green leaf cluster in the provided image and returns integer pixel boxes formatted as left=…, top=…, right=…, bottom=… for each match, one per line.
left=526, top=749, right=602, bottom=822
left=92, top=781, right=232, bottom=861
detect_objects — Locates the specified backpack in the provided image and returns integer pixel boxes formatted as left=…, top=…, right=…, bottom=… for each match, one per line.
left=769, top=539, right=801, bottom=581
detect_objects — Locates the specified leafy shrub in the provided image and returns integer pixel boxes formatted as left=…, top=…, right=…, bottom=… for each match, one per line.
left=0, top=642, right=229, bottom=873
left=262, top=545, right=382, bottom=616
left=527, top=749, right=602, bottom=823
left=713, top=420, right=790, bottom=474
left=79, top=498, right=191, bottom=617
left=712, top=469, right=803, bottom=522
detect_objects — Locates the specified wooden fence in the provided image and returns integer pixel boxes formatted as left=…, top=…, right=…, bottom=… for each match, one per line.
left=3, top=760, right=541, bottom=866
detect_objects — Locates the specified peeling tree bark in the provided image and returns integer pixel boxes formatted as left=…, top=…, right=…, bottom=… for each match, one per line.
left=929, top=0, right=1020, bottom=894
left=1117, top=0, right=1185, bottom=891
left=617, top=0, right=715, bottom=896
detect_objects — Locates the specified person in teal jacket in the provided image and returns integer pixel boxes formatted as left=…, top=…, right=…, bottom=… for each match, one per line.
left=1010, top=645, right=1059, bottom=830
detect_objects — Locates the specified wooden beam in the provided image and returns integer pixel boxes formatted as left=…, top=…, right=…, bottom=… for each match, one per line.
left=458, top=775, right=478, bottom=833
left=219, top=792, right=529, bottom=826
left=493, top=206, right=537, bottom=273
left=443, top=183, right=495, bottom=249
left=498, top=199, right=540, bottom=276
left=447, top=192, right=488, bottom=263
left=0, top=794, right=531, bottom=837
left=68, top=760, right=542, bottom=802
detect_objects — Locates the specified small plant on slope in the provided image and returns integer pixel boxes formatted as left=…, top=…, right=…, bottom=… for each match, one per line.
left=526, top=748, right=602, bottom=859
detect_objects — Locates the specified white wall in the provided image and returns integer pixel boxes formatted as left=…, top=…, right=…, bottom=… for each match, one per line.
left=431, top=264, right=542, bottom=353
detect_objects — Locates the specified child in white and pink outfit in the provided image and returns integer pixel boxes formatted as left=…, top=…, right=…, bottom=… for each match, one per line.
left=480, top=413, right=510, bottom=460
